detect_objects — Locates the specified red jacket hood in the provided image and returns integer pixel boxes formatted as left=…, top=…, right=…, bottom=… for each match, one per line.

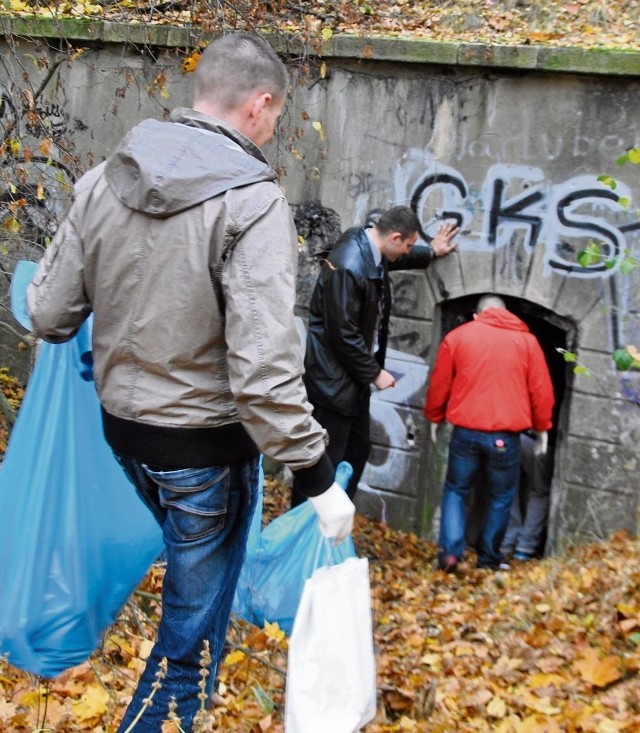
left=424, top=306, right=554, bottom=432
left=475, top=307, right=529, bottom=332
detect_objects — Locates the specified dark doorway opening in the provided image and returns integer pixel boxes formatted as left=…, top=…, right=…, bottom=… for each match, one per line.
left=433, top=294, right=574, bottom=557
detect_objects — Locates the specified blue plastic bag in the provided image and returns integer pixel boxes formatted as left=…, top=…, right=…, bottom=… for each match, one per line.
left=0, top=262, right=163, bottom=677
left=233, top=463, right=356, bottom=634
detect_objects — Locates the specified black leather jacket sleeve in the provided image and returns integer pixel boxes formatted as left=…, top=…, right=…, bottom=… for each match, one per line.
left=322, top=264, right=381, bottom=385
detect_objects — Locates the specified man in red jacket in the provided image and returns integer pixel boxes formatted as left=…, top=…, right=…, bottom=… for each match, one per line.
left=425, top=294, right=554, bottom=572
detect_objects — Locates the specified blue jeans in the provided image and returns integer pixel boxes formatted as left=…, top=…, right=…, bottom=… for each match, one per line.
left=116, top=455, right=260, bottom=732
left=438, top=427, right=521, bottom=568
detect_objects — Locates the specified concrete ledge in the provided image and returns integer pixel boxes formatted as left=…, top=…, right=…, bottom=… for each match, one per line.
left=1, top=16, right=640, bottom=77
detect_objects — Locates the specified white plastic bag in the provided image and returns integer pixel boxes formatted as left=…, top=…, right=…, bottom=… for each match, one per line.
left=285, top=556, right=377, bottom=733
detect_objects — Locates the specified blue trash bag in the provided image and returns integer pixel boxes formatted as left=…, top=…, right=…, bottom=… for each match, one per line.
left=233, top=462, right=356, bottom=635
left=0, top=261, right=163, bottom=678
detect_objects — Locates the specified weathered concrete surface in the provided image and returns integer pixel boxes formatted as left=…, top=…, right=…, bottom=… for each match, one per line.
left=1, top=25, right=639, bottom=546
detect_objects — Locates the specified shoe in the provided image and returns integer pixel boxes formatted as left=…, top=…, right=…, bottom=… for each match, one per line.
left=477, top=559, right=510, bottom=571
left=513, top=551, right=533, bottom=561
left=438, top=554, right=458, bottom=573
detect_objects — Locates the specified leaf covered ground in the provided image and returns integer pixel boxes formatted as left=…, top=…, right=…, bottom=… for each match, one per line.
left=0, top=0, right=638, bottom=51
left=1, top=476, right=639, bottom=732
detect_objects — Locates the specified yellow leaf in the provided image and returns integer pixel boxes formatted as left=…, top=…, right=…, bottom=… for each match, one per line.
left=70, top=47, right=88, bottom=61
left=419, top=653, right=441, bottom=670
left=264, top=620, right=285, bottom=643
left=36, top=179, right=45, bottom=200
left=494, top=716, right=526, bottom=733
left=321, top=27, right=333, bottom=41
left=519, top=717, right=562, bottom=732
left=596, top=720, right=626, bottom=733
left=528, top=672, right=565, bottom=688
left=398, top=716, right=417, bottom=730
left=320, top=61, right=327, bottom=79
left=312, top=120, right=324, bottom=141
left=19, top=687, right=48, bottom=706
left=487, top=696, right=507, bottom=719
left=3, top=217, right=21, bottom=233
left=575, top=648, right=622, bottom=687
left=38, top=130, right=53, bottom=156
left=9, top=0, right=30, bottom=10
left=521, top=690, right=561, bottom=715
left=181, top=51, right=201, bottom=74
left=105, top=633, right=136, bottom=657
left=454, top=643, right=475, bottom=656
left=224, top=649, right=246, bottom=666
left=72, top=684, right=110, bottom=722
left=139, top=638, right=154, bottom=660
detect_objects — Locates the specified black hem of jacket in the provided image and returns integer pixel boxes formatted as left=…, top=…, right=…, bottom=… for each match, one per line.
left=291, top=451, right=334, bottom=498
left=101, top=407, right=259, bottom=469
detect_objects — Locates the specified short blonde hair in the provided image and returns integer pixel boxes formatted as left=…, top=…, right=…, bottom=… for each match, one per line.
left=476, top=294, right=506, bottom=313
left=194, top=33, right=289, bottom=111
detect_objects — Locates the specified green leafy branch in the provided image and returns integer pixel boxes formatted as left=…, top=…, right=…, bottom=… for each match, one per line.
left=557, top=347, right=594, bottom=377
left=576, top=241, right=638, bottom=274
left=558, top=346, right=640, bottom=376
left=578, top=150, right=640, bottom=273
left=612, top=346, right=640, bottom=372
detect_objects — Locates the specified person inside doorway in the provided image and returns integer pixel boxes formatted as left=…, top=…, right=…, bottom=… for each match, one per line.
left=501, top=431, right=553, bottom=561
left=425, top=294, right=555, bottom=572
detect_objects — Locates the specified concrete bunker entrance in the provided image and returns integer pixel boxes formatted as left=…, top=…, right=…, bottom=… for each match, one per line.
left=429, top=294, right=575, bottom=557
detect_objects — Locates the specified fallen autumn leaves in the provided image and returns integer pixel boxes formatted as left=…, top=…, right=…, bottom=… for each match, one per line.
left=1, top=476, right=639, bottom=732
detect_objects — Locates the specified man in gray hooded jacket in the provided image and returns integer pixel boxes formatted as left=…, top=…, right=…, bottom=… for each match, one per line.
left=27, top=33, right=353, bottom=732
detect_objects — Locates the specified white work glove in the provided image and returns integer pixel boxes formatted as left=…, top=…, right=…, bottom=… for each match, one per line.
left=533, top=430, right=548, bottom=456
left=309, top=482, right=356, bottom=544
left=430, top=422, right=439, bottom=443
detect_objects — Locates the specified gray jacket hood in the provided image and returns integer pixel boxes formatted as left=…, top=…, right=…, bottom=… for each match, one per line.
left=104, top=107, right=277, bottom=217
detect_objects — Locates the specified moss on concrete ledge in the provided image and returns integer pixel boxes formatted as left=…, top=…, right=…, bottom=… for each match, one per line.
left=1, top=16, right=640, bottom=77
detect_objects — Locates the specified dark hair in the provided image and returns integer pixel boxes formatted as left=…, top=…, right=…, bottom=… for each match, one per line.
left=375, top=206, right=420, bottom=239
left=194, top=32, right=289, bottom=110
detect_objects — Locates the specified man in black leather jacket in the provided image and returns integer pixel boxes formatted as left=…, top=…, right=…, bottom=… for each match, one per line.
left=292, top=206, right=458, bottom=505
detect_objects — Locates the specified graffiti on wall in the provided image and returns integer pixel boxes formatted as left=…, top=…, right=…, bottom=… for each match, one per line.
left=394, top=154, right=640, bottom=278
left=357, top=150, right=640, bottom=519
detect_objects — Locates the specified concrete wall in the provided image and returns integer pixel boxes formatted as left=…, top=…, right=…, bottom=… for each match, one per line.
left=1, top=24, right=639, bottom=549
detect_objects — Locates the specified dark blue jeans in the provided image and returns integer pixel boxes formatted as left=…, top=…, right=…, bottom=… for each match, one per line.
left=438, top=426, right=521, bottom=568
left=116, top=455, right=260, bottom=732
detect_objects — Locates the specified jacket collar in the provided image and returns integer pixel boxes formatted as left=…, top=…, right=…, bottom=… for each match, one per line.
left=355, top=226, right=384, bottom=279
left=170, top=107, right=269, bottom=165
